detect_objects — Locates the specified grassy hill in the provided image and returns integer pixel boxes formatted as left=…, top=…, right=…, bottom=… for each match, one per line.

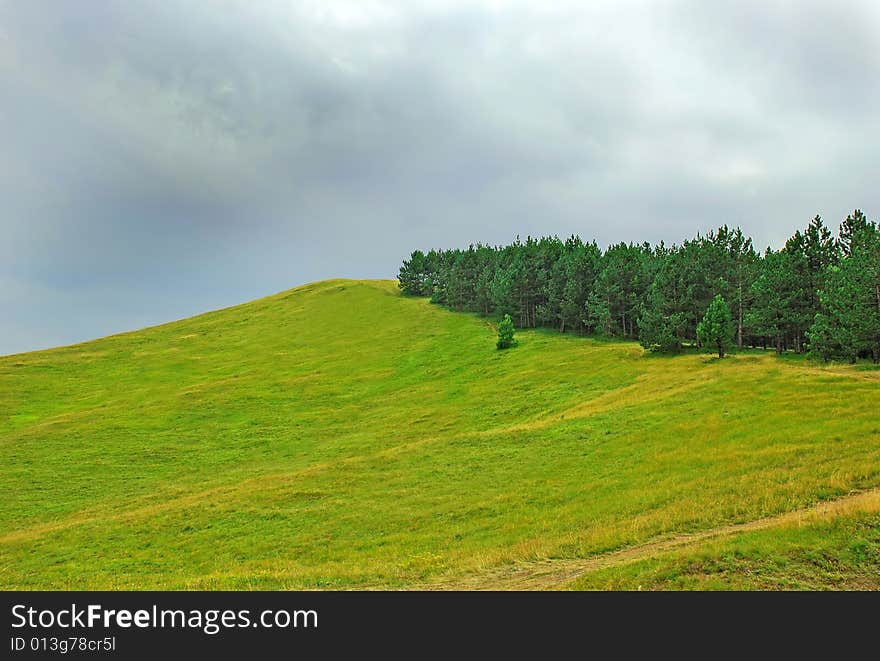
left=2, top=279, right=879, bottom=589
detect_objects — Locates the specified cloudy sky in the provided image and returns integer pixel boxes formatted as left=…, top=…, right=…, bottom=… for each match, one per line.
left=2, top=1, right=879, bottom=354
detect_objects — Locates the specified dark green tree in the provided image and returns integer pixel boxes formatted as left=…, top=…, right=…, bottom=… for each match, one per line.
left=778, top=216, right=840, bottom=351
left=536, top=236, right=567, bottom=330
left=398, top=250, right=427, bottom=296
left=474, top=258, right=497, bottom=316
left=638, top=282, right=687, bottom=352
left=496, top=313, right=517, bottom=350
left=810, top=221, right=880, bottom=362
left=592, top=242, right=654, bottom=339
left=638, top=242, right=692, bottom=351
left=446, top=246, right=481, bottom=311
left=707, top=226, right=758, bottom=348
left=697, top=294, right=734, bottom=358
left=838, top=209, right=869, bottom=257
left=560, top=238, right=601, bottom=334
left=746, top=249, right=792, bottom=353
left=427, top=251, right=449, bottom=305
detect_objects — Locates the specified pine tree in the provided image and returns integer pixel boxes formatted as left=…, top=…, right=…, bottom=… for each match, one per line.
left=474, top=259, right=496, bottom=316
left=638, top=282, right=686, bottom=352
left=496, top=314, right=517, bottom=350
left=560, top=238, right=601, bottom=334
left=839, top=209, right=869, bottom=257
left=810, top=222, right=880, bottom=362
left=536, top=237, right=567, bottom=330
left=708, top=226, right=758, bottom=348
left=638, top=243, right=690, bottom=351
left=697, top=294, right=734, bottom=358
left=746, top=249, right=790, bottom=353
left=808, top=270, right=857, bottom=363
left=593, top=243, right=653, bottom=338
left=398, top=250, right=427, bottom=296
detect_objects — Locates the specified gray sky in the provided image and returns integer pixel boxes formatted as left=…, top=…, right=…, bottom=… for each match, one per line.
left=2, top=0, right=879, bottom=354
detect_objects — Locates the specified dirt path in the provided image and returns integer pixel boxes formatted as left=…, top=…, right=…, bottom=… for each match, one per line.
left=415, top=486, right=880, bottom=590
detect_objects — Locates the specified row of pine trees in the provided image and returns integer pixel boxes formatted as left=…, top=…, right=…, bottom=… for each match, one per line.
left=398, top=210, right=880, bottom=362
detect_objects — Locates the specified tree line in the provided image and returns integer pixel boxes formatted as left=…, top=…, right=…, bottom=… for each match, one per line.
left=397, top=210, right=880, bottom=362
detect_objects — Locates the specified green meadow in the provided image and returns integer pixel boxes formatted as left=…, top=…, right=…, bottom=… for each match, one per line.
left=2, top=279, right=879, bottom=589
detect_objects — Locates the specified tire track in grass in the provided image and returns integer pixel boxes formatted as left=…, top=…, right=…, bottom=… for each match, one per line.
left=414, top=486, right=880, bottom=590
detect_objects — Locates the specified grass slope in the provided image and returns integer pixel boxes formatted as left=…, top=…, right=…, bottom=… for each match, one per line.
left=1, top=279, right=879, bottom=589
left=565, top=491, right=880, bottom=590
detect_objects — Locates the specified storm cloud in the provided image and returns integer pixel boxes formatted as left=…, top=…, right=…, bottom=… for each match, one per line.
left=2, top=0, right=879, bottom=353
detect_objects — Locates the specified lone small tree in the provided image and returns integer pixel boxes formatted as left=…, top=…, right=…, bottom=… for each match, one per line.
left=697, top=294, right=734, bottom=358
left=496, top=313, right=517, bottom=350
